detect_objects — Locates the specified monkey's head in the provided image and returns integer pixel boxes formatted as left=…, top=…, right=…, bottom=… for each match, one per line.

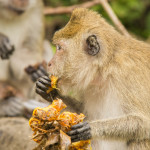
left=48, top=8, right=119, bottom=93
left=0, top=0, right=41, bottom=19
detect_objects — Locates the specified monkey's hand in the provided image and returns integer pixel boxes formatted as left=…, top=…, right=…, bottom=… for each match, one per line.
left=25, top=63, right=48, bottom=82
left=0, top=33, right=14, bottom=59
left=36, top=76, right=58, bottom=102
left=67, top=121, right=92, bottom=142
left=0, top=97, right=24, bottom=117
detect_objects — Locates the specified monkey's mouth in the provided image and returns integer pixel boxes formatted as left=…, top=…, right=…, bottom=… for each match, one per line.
left=8, top=6, right=25, bottom=15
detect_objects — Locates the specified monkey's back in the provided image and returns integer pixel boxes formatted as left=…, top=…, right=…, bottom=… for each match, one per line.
left=111, top=37, right=150, bottom=117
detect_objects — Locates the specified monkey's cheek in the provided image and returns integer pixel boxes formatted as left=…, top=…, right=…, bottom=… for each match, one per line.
left=56, top=80, right=63, bottom=92
left=56, top=80, right=69, bottom=96
left=47, top=67, right=56, bottom=76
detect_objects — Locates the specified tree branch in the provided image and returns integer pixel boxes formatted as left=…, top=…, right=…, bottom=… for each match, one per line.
left=44, top=0, right=130, bottom=37
left=99, top=0, right=130, bottom=37
left=44, top=0, right=99, bottom=15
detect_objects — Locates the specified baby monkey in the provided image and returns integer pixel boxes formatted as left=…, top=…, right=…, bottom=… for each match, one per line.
left=0, top=0, right=49, bottom=118
left=36, top=8, right=150, bottom=150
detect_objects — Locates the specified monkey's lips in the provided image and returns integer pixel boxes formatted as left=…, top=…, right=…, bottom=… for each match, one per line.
left=8, top=6, right=25, bottom=15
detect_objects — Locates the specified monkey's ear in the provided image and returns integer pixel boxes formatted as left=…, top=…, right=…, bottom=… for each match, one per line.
left=86, top=35, right=100, bottom=56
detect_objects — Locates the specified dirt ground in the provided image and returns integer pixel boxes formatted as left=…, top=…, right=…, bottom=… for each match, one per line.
left=0, top=117, right=36, bottom=150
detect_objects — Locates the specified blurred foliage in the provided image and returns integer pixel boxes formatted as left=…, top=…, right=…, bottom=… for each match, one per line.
left=44, top=0, right=150, bottom=40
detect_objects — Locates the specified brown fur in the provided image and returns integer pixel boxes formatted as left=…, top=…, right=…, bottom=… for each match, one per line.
left=48, top=8, right=150, bottom=149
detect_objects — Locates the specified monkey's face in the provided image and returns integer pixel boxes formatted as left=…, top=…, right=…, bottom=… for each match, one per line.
left=48, top=32, right=102, bottom=91
left=0, top=0, right=39, bottom=19
left=48, top=8, right=115, bottom=92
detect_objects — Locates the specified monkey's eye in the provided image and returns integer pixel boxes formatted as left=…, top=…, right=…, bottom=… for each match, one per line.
left=56, top=45, right=61, bottom=51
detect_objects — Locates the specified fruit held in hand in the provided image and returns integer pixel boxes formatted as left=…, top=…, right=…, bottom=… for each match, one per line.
left=46, top=75, right=58, bottom=93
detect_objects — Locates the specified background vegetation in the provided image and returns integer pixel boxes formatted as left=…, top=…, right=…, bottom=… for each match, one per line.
left=43, top=0, right=150, bottom=41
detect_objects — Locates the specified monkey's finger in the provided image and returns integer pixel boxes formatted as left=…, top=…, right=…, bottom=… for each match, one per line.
left=9, top=97, right=23, bottom=105
left=36, top=87, right=51, bottom=100
left=36, top=87, right=45, bottom=95
left=42, top=75, right=51, bottom=82
left=9, top=106, right=23, bottom=116
left=0, top=43, right=7, bottom=53
left=71, top=135, right=91, bottom=142
left=23, top=100, right=48, bottom=110
left=36, top=69, right=46, bottom=78
left=9, top=100, right=23, bottom=112
left=71, top=121, right=88, bottom=130
left=71, top=130, right=91, bottom=141
left=3, top=40, right=14, bottom=52
left=38, top=76, right=51, bottom=86
left=5, top=106, right=22, bottom=117
left=8, top=45, right=14, bottom=54
left=0, top=47, right=4, bottom=55
left=71, top=134, right=80, bottom=142
left=9, top=101, right=23, bottom=111
left=67, top=125, right=90, bottom=136
left=36, top=81, right=48, bottom=91
left=71, top=130, right=91, bottom=140
left=2, top=36, right=9, bottom=43
left=32, top=72, right=40, bottom=82
left=39, top=65, right=48, bottom=75
left=1, top=53, right=9, bottom=59
left=4, top=42, right=12, bottom=51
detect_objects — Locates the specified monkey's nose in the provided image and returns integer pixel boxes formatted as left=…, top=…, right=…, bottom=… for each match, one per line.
left=48, top=62, right=52, bottom=67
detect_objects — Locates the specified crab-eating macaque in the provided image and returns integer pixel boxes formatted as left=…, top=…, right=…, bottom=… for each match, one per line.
left=36, top=75, right=83, bottom=113
left=36, top=8, right=150, bottom=150
left=0, top=0, right=49, bottom=117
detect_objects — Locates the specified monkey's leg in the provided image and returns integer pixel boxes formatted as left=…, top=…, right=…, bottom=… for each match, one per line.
left=0, top=82, right=24, bottom=117
left=68, top=114, right=150, bottom=142
left=0, top=97, right=24, bottom=117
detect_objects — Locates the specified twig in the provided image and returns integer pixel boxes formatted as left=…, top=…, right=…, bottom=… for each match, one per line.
left=99, top=0, right=130, bottom=37
left=44, top=0, right=99, bottom=15
left=44, top=0, right=130, bottom=36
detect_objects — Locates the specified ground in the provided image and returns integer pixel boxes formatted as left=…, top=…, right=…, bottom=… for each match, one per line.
left=0, top=117, right=36, bottom=150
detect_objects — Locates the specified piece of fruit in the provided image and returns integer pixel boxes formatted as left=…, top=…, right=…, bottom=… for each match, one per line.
left=46, top=75, right=58, bottom=93
left=29, top=99, right=92, bottom=149
left=57, top=112, right=85, bottom=132
left=32, top=99, right=66, bottom=121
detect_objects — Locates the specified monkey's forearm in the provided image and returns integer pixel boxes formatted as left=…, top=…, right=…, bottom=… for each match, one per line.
left=90, top=114, right=150, bottom=140
left=61, top=96, right=83, bottom=113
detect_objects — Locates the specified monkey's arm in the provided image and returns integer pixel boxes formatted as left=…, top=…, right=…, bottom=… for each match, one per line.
left=0, top=97, right=49, bottom=118
left=36, top=76, right=83, bottom=112
left=68, top=114, right=150, bottom=142
left=0, top=33, right=14, bottom=59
